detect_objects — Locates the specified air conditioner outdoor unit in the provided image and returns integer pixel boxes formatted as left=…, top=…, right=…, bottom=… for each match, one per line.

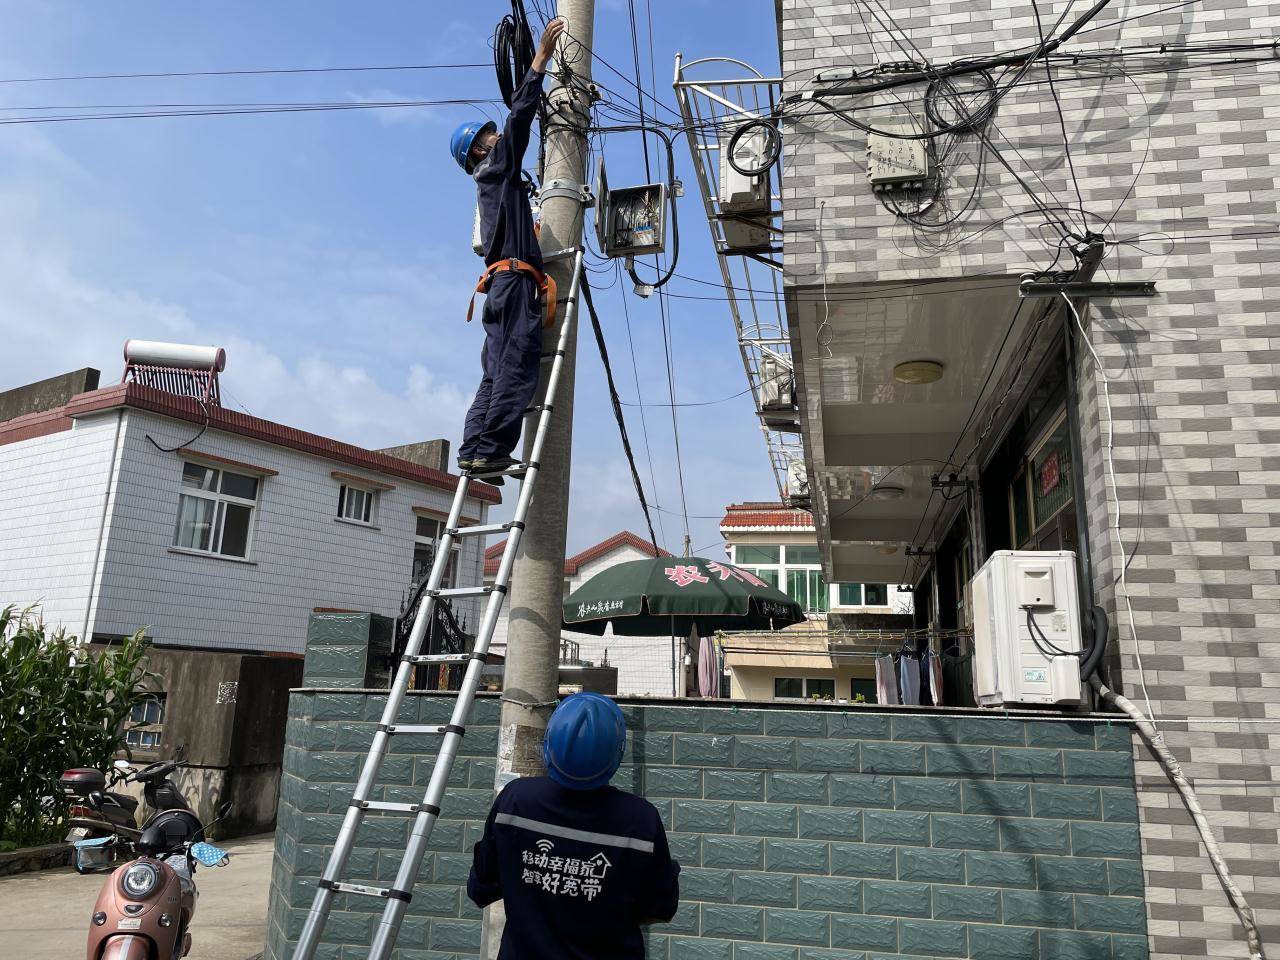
left=759, top=356, right=794, bottom=410
left=719, top=128, right=770, bottom=211
left=970, top=550, right=1083, bottom=707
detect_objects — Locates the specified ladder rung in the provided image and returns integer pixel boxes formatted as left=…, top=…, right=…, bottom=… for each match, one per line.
left=448, top=521, right=519, bottom=538
left=434, top=584, right=504, bottom=599
left=359, top=801, right=418, bottom=813
left=543, top=246, right=581, bottom=262
left=325, top=881, right=392, bottom=899
left=318, top=878, right=413, bottom=903
left=353, top=800, right=441, bottom=815
left=381, top=724, right=448, bottom=735
left=470, top=462, right=532, bottom=480
left=403, top=653, right=474, bottom=665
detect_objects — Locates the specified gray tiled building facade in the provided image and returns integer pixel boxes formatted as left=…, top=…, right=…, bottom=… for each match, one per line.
left=778, top=1, right=1280, bottom=957
left=267, top=691, right=1147, bottom=960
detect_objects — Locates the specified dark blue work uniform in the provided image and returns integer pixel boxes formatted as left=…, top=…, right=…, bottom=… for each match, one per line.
left=460, top=66, right=547, bottom=464
left=468, top=777, right=681, bottom=960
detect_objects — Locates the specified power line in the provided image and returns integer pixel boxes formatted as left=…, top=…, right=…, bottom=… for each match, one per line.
left=0, top=97, right=504, bottom=125
left=581, top=273, right=660, bottom=551
left=657, top=274, right=693, bottom=554
left=0, top=62, right=489, bottom=84
left=616, top=262, right=668, bottom=549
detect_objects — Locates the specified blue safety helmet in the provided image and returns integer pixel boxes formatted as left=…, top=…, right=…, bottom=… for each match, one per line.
left=543, top=692, right=627, bottom=791
left=450, top=119, right=498, bottom=173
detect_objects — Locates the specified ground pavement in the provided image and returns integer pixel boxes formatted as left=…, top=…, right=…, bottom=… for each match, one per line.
left=0, top=832, right=272, bottom=960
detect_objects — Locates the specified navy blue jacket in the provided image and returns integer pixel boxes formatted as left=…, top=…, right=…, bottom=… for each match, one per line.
left=475, top=67, right=544, bottom=270
left=468, top=777, right=681, bottom=960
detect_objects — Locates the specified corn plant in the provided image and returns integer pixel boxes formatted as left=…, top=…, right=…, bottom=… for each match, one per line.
left=0, top=605, right=155, bottom=848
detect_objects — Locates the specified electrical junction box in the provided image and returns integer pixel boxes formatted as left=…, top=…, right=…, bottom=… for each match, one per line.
left=603, top=182, right=667, bottom=257
left=866, top=122, right=929, bottom=190
left=594, top=156, right=667, bottom=258
left=970, top=550, right=1083, bottom=707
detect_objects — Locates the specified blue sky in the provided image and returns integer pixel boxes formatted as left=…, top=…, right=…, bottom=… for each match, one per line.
left=0, top=0, right=781, bottom=557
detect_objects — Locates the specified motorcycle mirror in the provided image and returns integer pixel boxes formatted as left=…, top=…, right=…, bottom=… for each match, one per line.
left=218, top=801, right=234, bottom=819
left=87, top=790, right=104, bottom=811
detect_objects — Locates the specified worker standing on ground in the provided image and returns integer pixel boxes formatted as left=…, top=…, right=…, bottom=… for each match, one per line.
left=451, top=17, right=566, bottom=483
left=468, top=692, right=681, bottom=959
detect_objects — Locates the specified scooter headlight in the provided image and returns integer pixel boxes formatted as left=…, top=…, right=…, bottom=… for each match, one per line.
left=120, top=862, right=161, bottom=899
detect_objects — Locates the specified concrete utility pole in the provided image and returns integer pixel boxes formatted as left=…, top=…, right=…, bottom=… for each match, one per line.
left=484, top=1, right=594, bottom=954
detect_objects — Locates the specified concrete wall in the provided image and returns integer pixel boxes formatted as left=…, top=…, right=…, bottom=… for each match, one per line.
left=0, top=367, right=99, bottom=422
left=266, top=692, right=1147, bottom=960
left=778, top=2, right=1280, bottom=956
left=86, top=409, right=488, bottom=653
left=0, top=409, right=125, bottom=633
left=99, top=642, right=303, bottom=836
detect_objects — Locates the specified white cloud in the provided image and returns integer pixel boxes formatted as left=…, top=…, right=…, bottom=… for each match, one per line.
left=0, top=190, right=473, bottom=453
left=346, top=87, right=445, bottom=129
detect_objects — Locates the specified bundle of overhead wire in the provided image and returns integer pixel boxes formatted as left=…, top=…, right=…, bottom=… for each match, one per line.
left=493, top=0, right=536, bottom=108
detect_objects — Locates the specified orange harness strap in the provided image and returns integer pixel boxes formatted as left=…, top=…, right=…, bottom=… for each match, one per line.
left=467, top=258, right=558, bottom=329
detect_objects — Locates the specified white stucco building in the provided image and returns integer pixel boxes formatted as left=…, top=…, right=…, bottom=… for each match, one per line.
left=0, top=368, right=497, bottom=654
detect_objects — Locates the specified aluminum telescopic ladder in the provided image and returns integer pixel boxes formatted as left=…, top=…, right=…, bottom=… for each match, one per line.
left=290, top=247, right=585, bottom=960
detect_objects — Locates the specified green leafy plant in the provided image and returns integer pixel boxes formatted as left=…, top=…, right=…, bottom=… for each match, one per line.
left=0, top=605, right=155, bottom=847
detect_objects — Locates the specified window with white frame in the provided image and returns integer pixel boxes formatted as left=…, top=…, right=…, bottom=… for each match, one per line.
left=174, top=462, right=259, bottom=558
left=773, top=676, right=835, bottom=701
left=338, top=483, right=377, bottom=525
left=412, top=515, right=458, bottom=588
left=732, top=544, right=828, bottom=614
left=124, top=694, right=166, bottom=750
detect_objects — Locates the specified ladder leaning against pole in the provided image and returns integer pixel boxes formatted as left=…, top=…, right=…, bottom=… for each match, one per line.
left=290, top=246, right=585, bottom=960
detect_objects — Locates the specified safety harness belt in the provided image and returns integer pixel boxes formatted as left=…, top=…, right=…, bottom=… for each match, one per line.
left=467, top=258, right=558, bottom=329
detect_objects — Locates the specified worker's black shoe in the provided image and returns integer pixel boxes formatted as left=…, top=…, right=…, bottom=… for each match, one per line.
left=469, top=456, right=519, bottom=485
left=457, top=456, right=476, bottom=471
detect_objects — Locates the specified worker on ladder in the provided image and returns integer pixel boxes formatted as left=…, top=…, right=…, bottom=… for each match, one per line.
left=468, top=693, right=681, bottom=958
left=451, top=17, right=566, bottom=484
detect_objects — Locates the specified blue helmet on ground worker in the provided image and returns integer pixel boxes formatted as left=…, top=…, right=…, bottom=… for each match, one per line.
left=468, top=692, right=681, bottom=958
left=451, top=17, right=565, bottom=485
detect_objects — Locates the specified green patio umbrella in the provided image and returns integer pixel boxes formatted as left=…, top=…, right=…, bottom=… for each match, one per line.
left=561, top=556, right=806, bottom=637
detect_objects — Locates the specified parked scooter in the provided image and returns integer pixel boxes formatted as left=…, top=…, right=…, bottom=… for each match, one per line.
left=70, top=755, right=231, bottom=960
left=61, top=751, right=192, bottom=869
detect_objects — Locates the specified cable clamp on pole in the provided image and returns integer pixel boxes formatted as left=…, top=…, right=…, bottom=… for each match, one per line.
left=499, top=695, right=560, bottom=710
left=540, top=178, right=594, bottom=208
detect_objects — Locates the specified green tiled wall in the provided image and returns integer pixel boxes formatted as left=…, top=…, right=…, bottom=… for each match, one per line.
left=265, top=693, right=1147, bottom=960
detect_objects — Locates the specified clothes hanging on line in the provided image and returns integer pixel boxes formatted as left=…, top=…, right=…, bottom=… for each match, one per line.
left=926, top=651, right=945, bottom=707
left=898, top=653, right=922, bottom=706
left=875, top=655, right=900, bottom=705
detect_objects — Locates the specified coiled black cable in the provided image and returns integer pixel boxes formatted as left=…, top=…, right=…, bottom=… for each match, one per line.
left=493, top=0, right=535, bottom=109
left=493, top=0, right=547, bottom=175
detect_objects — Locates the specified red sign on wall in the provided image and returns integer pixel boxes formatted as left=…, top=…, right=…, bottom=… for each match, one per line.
left=1040, top=451, right=1061, bottom=497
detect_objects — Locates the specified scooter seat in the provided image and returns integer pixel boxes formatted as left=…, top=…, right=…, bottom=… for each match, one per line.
left=137, top=809, right=204, bottom=856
